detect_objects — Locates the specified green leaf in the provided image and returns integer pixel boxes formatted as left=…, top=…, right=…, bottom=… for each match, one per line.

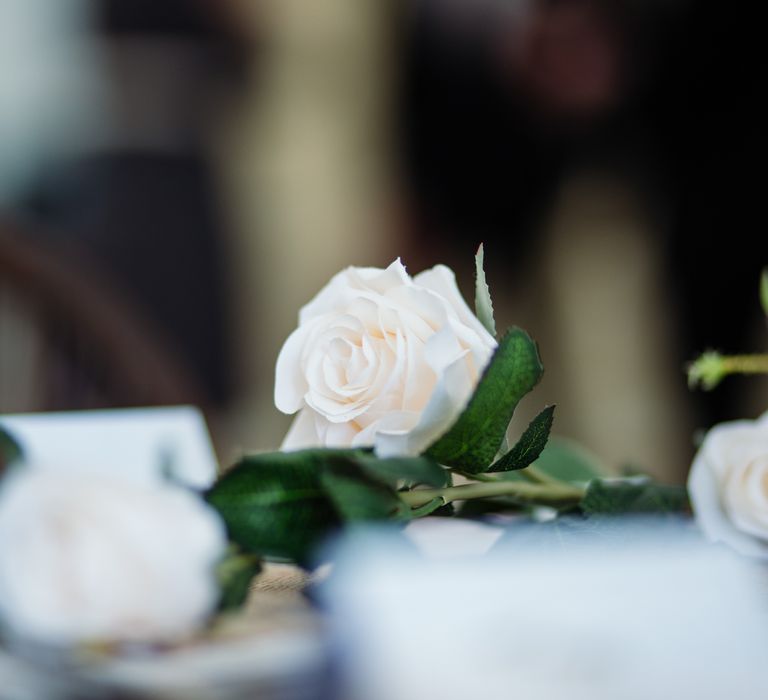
left=531, top=436, right=606, bottom=483
left=206, top=449, right=409, bottom=564
left=474, top=243, right=496, bottom=337
left=216, top=548, right=262, bottom=612
left=426, top=328, right=544, bottom=473
left=206, top=451, right=342, bottom=564
left=320, top=456, right=404, bottom=521
left=580, top=476, right=689, bottom=515
left=487, top=405, right=555, bottom=472
left=356, top=455, right=450, bottom=488
left=761, top=268, right=768, bottom=317
left=0, top=425, right=23, bottom=473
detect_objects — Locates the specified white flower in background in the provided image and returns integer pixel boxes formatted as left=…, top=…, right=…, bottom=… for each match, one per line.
left=275, top=259, right=497, bottom=457
left=688, top=412, right=768, bottom=559
left=0, top=467, right=227, bottom=645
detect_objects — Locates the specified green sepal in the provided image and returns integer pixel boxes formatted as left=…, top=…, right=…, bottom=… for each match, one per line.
left=426, top=328, right=544, bottom=473
left=487, top=405, right=555, bottom=472
left=474, top=243, right=496, bottom=337
left=761, top=268, right=768, bottom=317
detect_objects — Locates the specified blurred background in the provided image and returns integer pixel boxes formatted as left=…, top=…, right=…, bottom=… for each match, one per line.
left=0, top=0, right=763, bottom=482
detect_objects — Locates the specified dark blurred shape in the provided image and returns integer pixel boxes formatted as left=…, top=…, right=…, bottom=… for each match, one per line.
left=399, top=0, right=632, bottom=270
left=14, top=0, right=247, bottom=408
left=505, top=0, right=625, bottom=119
left=0, top=225, right=203, bottom=411
left=399, top=0, right=764, bottom=428
left=100, top=0, right=218, bottom=37
left=655, top=0, right=765, bottom=427
left=22, top=156, right=229, bottom=405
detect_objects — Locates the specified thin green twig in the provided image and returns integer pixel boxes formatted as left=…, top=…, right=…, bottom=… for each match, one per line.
left=400, top=479, right=585, bottom=509
left=688, top=352, right=768, bottom=390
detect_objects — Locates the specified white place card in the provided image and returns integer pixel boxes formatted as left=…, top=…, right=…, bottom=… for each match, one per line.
left=0, top=406, right=218, bottom=488
left=326, top=521, right=768, bottom=700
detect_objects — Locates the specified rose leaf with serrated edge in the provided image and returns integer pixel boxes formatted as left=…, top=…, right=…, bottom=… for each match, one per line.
left=475, top=243, right=496, bottom=337
left=206, top=451, right=342, bottom=564
left=320, top=455, right=405, bottom=521
left=580, top=477, right=689, bottom=515
left=487, top=405, right=555, bottom=472
left=356, top=455, right=450, bottom=488
left=426, top=327, right=544, bottom=473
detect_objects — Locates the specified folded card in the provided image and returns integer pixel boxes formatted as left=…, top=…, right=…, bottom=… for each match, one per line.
left=0, top=406, right=218, bottom=488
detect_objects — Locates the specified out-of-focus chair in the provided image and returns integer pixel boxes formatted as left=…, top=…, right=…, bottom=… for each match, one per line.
left=0, top=224, right=203, bottom=413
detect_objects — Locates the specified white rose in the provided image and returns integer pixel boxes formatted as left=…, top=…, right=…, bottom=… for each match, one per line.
left=275, top=259, right=497, bottom=457
left=0, top=467, right=227, bottom=644
left=688, top=412, right=768, bottom=559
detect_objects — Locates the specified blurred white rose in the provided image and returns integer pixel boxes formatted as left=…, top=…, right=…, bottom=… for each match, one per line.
left=0, top=468, right=227, bottom=645
left=688, top=412, right=768, bottom=559
left=275, top=259, right=497, bottom=457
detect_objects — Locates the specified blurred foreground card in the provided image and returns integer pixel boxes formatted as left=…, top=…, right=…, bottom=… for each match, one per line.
left=325, top=519, right=768, bottom=700
left=0, top=406, right=217, bottom=488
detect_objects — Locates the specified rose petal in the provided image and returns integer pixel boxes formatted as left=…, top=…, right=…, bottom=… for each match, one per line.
left=298, top=270, right=359, bottom=324
left=0, top=469, right=225, bottom=643
left=422, top=324, right=468, bottom=375
left=446, top=316, right=495, bottom=378
left=351, top=258, right=412, bottom=295
left=321, top=417, right=361, bottom=447
left=701, top=420, right=764, bottom=480
left=281, top=409, right=322, bottom=451
left=402, top=325, right=434, bottom=412
left=274, top=324, right=314, bottom=414
left=376, top=351, right=472, bottom=458
left=688, top=435, right=768, bottom=559
left=724, top=458, right=768, bottom=539
left=388, top=287, right=447, bottom=339
left=306, top=391, right=368, bottom=424
left=359, top=410, right=420, bottom=449
left=414, top=264, right=497, bottom=346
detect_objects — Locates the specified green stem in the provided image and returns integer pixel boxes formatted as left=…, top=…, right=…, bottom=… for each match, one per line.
left=689, top=351, right=768, bottom=390
left=400, top=479, right=586, bottom=509
left=456, top=466, right=559, bottom=486
left=454, top=470, right=497, bottom=483
left=720, top=354, right=768, bottom=375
